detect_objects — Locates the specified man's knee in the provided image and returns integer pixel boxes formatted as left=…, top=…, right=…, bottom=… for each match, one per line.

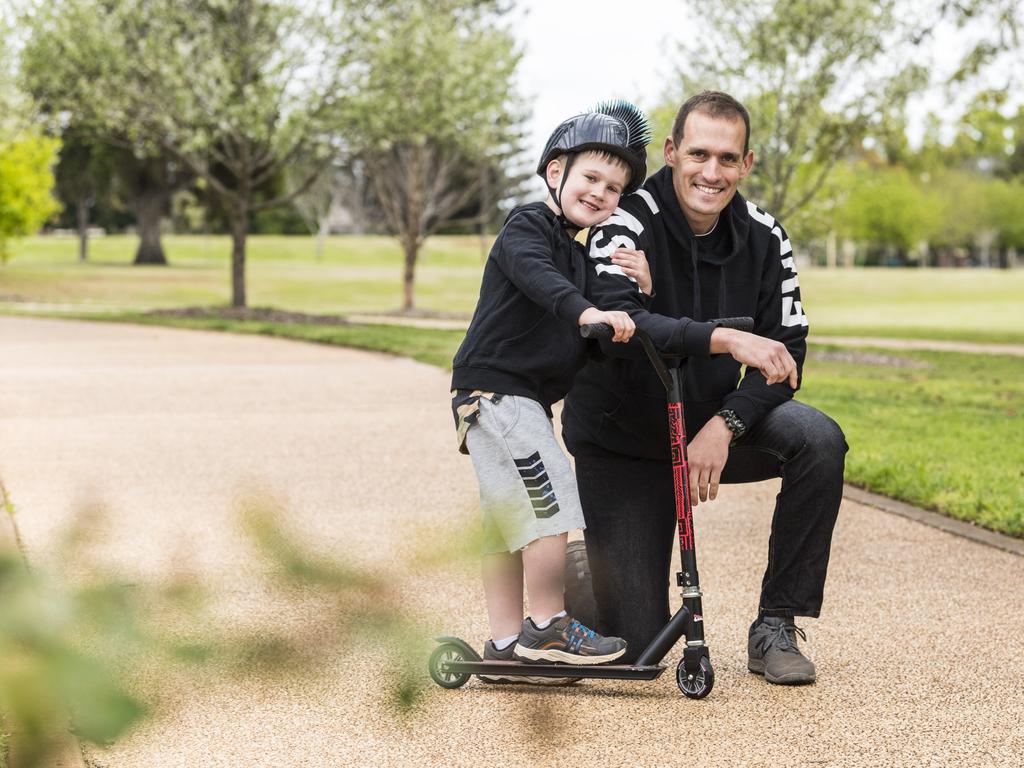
left=768, top=401, right=847, bottom=466
left=792, top=402, right=848, bottom=470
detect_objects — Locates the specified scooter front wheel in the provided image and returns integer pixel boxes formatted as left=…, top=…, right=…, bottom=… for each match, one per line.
left=676, top=656, right=714, bottom=699
left=429, top=642, right=472, bottom=689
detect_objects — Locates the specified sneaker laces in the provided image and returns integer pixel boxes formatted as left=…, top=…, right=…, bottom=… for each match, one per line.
left=567, top=619, right=596, bottom=640
left=758, top=621, right=807, bottom=654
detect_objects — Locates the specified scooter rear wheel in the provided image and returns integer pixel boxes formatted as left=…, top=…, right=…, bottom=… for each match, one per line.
left=429, top=642, right=471, bottom=689
left=676, top=656, right=714, bottom=699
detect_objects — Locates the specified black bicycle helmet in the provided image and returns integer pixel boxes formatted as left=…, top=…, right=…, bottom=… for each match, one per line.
left=537, top=100, right=653, bottom=198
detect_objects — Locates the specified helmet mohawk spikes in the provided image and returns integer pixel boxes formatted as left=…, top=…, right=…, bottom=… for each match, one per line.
left=592, top=100, right=653, bottom=149
left=537, top=99, right=653, bottom=197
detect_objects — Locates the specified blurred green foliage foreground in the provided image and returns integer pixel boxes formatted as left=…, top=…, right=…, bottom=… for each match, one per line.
left=0, top=490, right=451, bottom=767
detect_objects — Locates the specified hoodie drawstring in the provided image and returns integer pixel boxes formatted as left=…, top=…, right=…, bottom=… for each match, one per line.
left=718, top=265, right=727, bottom=320
left=690, top=239, right=702, bottom=322
left=691, top=242, right=730, bottom=322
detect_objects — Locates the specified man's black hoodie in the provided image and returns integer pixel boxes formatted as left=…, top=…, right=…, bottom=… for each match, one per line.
left=563, top=166, right=809, bottom=460
left=451, top=202, right=594, bottom=410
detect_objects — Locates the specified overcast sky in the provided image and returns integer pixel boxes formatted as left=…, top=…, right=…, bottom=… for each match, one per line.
left=510, top=1, right=685, bottom=174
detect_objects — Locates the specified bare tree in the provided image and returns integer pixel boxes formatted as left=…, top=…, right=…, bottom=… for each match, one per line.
left=349, top=0, right=524, bottom=312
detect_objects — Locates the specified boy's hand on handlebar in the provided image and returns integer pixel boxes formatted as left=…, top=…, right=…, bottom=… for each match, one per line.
left=609, top=248, right=652, bottom=295
left=710, top=328, right=798, bottom=389
left=578, top=307, right=635, bottom=342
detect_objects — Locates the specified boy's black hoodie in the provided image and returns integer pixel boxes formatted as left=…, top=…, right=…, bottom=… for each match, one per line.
left=563, top=166, right=809, bottom=460
left=451, top=202, right=595, bottom=410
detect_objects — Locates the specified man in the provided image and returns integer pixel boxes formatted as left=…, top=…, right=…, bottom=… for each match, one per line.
left=562, top=91, right=848, bottom=685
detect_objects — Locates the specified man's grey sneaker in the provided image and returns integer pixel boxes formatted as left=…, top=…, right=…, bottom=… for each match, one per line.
left=747, top=616, right=817, bottom=685
left=513, top=615, right=626, bottom=665
left=477, top=640, right=579, bottom=686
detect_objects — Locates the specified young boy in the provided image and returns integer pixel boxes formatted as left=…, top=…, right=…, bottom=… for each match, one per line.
left=451, top=102, right=653, bottom=681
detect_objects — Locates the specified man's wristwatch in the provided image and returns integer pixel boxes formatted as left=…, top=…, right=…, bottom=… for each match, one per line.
left=716, top=408, right=747, bottom=441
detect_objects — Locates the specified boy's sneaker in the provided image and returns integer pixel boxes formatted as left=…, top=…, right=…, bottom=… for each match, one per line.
left=477, top=640, right=578, bottom=686
left=747, top=616, right=816, bottom=684
left=513, top=615, right=626, bottom=665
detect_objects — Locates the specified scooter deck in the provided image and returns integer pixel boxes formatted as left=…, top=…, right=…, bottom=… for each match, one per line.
left=444, top=659, right=666, bottom=681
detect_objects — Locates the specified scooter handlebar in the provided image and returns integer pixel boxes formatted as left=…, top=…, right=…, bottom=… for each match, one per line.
left=713, top=316, right=755, bottom=332
left=579, top=316, right=755, bottom=340
left=580, top=323, right=615, bottom=339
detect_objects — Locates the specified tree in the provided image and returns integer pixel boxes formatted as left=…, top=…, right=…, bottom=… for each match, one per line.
left=53, top=132, right=111, bottom=262
left=286, top=158, right=351, bottom=261
left=0, top=131, right=60, bottom=263
left=348, top=0, right=525, bottom=312
left=664, top=0, right=927, bottom=237
left=658, top=0, right=1024, bottom=243
left=1, top=11, right=59, bottom=261
left=22, top=0, right=357, bottom=306
left=21, top=5, right=191, bottom=266
left=931, top=91, right=1024, bottom=183
left=910, top=95, right=1024, bottom=267
left=834, top=161, right=940, bottom=264
left=988, top=179, right=1024, bottom=266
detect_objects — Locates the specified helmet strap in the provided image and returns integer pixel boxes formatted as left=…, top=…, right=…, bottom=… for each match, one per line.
left=548, top=153, right=580, bottom=231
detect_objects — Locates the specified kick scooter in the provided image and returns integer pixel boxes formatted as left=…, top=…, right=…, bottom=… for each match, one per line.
left=428, top=318, right=753, bottom=699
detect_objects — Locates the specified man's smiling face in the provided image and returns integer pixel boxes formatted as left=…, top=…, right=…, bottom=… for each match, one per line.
left=664, top=110, right=753, bottom=234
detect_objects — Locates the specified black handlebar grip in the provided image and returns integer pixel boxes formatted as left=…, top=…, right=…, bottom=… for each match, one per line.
left=712, top=316, right=755, bottom=332
left=580, top=323, right=614, bottom=339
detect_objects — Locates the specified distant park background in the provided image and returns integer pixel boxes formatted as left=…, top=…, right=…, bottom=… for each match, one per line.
left=1, top=0, right=1022, bottom=541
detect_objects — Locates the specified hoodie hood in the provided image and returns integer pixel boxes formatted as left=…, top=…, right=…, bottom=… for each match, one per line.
left=648, top=166, right=753, bottom=320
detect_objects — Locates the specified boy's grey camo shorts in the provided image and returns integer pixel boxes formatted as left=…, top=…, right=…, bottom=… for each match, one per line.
left=464, top=395, right=585, bottom=554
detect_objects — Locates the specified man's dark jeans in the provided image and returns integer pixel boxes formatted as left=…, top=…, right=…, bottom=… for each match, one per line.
left=573, top=400, right=848, bottom=664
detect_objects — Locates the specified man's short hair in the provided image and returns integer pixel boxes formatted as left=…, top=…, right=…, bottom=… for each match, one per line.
left=671, top=91, right=751, bottom=155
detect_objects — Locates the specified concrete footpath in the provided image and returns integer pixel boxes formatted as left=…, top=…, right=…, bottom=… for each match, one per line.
left=1, top=316, right=1021, bottom=768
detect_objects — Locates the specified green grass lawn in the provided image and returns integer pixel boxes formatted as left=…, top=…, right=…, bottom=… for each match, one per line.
left=3, top=234, right=1024, bottom=344
left=801, top=347, right=1023, bottom=537
left=0, top=234, right=488, bottom=315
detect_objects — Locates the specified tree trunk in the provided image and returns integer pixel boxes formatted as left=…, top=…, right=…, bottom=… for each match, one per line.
left=76, top=198, right=90, bottom=262
left=315, top=216, right=328, bottom=261
left=402, top=238, right=417, bottom=312
left=825, top=230, right=837, bottom=268
left=841, top=238, right=856, bottom=268
left=478, top=161, right=489, bottom=262
left=230, top=208, right=249, bottom=308
left=133, top=186, right=167, bottom=265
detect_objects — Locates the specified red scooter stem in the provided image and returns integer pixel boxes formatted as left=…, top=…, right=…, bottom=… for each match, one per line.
left=667, top=367, right=701, bottom=590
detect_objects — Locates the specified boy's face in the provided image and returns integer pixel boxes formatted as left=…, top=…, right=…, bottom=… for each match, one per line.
left=545, top=152, right=629, bottom=228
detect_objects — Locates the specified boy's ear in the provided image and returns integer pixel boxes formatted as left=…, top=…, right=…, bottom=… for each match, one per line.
left=544, top=158, right=563, bottom=189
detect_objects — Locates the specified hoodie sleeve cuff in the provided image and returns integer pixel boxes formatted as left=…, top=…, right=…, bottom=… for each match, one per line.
left=718, top=395, right=763, bottom=433
left=676, top=320, right=718, bottom=357
left=558, top=292, right=595, bottom=325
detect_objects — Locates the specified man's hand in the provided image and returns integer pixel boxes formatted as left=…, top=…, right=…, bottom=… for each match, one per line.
left=687, top=415, right=732, bottom=506
left=710, top=328, right=798, bottom=389
left=609, top=248, right=652, bottom=295
left=578, top=306, right=635, bottom=342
